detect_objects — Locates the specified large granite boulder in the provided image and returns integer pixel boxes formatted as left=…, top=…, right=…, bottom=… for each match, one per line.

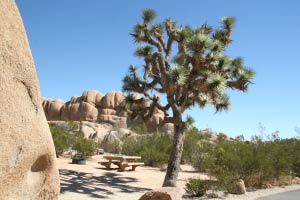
left=98, top=108, right=127, bottom=128
left=101, top=91, right=125, bottom=109
left=82, top=90, right=103, bottom=107
left=59, top=96, right=98, bottom=121
left=100, top=131, right=121, bottom=151
left=146, top=107, right=165, bottom=132
left=0, top=0, right=59, bottom=199
left=43, top=98, right=64, bottom=121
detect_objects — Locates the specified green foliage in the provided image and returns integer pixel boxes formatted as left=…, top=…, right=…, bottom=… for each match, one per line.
left=121, top=136, right=143, bottom=156
left=185, top=33, right=213, bottom=53
left=182, top=127, right=202, bottom=163
left=72, top=136, right=97, bottom=159
left=135, top=46, right=153, bottom=58
left=185, top=178, right=208, bottom=197
left=66, top=120, right=80, bottom=132
left=221, top=16, right=236, bottom=30
left=167, top=65, right=189, bottom=86
left=104, top=140, right=121, bottom=154
left=50, top=126, right=72, bottom=157
left=122, top=75, right=140, bottom=92
left=121, top=132, right=171, bottom=167
left=190, top=134, right=300, bottom=189
left=142, top=9, right=156, bottom=22
left=130, top=123, right=148, bottom=135
left=125, top=9, right=255, bottom=118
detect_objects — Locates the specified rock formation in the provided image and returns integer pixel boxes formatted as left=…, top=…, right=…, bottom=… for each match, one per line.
left=0, top=0, right=59, bottom=199
left=43, top=90, right=174, bottom=133
left=48, top=121, right=138, bottom=151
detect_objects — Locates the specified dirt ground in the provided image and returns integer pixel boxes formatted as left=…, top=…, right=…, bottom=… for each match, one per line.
left=58, top=155, right=300, bottom=200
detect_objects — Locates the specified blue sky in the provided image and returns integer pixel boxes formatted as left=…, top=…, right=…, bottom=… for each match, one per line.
left=16, top=0, right=300, bottom=139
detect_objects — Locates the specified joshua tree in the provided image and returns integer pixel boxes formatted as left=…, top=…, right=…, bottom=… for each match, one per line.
left=122, top=9, right=255, bottom=187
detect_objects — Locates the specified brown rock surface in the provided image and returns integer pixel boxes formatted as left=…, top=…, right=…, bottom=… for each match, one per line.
left=82, top=90, right=103, bottom=107
left=43, top=99, right=65, bottom=121
left=101, top=91, right=125, bottom=109
left=100, top=131, right=121, bottom=150
left=227, top=179, right=246, bottom=194
left=0, top=0, right=59, bottom=199
left=138, top=187, right=182, bottom=200
left=42, top=90, right=174, bottom=133
left=79, top=101, right=98, bottom=121
left=61, top=102, right=71, bottom=120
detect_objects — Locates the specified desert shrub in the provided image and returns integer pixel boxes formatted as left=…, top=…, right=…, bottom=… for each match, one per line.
left=72, top=136, right=97, bottom=158
left=104, top=140, right=121, bottom=154
left=182, top=127, right=202, bottom=163
left=190, top=142, right=213, bottom=173
left=121, top=132, right=171, bottom=167
left=50, top=126, right=72, bottom=157
left=130, top=123, right=148, bottom=135
left=280, top=138, right=300, bottom=177
left=185, top=178, right=209, bottom=197
left=122, top=136, right=144, bottom=156
left=141, top=132, right=172, bottom=167
left=191, top=134, right=300, bottom=190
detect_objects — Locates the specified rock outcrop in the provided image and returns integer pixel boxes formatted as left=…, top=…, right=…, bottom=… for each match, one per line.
left=43, top=90, right=174, bottom=133
left=48, top=121, right=138, bottom=150
left=0, top=0, right=59, bottom=199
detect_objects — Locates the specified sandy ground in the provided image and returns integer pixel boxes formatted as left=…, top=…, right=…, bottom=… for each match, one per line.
left=58, top=155, right=300, bottom=200
left=58, top=155, right=203, bottom=200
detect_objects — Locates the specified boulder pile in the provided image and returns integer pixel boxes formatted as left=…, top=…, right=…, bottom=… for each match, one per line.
left=43, top=90, right=173, bottom=133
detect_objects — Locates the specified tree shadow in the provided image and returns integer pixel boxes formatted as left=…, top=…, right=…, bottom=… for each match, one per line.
left=59, top=169, right=151, bottom=198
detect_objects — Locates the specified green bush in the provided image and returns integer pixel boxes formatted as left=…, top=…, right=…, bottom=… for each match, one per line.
left=122, top=136, right=144, bottom=156
left=182, top=127, right=202, bottom=163
left=121, top=132, right=171, bottom=167
left=130, top=123, right=148, bottom=135
left=190, top=134, right=300, bottom=190
left=141, top=133, right=171, bottom=167
left=185, top=178, right=208, bottom=197
left=72, top=136, right=97, bottom=159
left=50, top=126, right=72, bottom=157
left=104, top=139, right=121, bottom=154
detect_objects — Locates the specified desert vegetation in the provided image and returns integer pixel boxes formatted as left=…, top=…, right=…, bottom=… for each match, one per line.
left=50, top=123, right=97, bottom=160
left=183, top=130, right=300, bottom=197
left=50, top=120, right=300, bottom=196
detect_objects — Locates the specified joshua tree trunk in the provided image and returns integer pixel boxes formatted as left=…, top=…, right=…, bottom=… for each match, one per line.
left=163, top=114, right=185, bottom=187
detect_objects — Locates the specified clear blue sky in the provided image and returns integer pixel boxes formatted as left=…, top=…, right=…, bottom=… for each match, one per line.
left=16, top=0, right=300, bottom=139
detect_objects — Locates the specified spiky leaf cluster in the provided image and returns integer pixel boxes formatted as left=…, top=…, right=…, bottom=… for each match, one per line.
left=143, top=9, right=156, bottom=22
left=135, top=45, right=153, bottom=58
left=123, top=9, right=255, bottom=126
left=167, top=65, right=189, bottom=86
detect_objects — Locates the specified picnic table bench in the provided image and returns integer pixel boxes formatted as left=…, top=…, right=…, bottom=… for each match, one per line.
left=99, top=155, right=144, bottom=171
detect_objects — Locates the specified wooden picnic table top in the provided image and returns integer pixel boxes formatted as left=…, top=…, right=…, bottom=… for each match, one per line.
left=103, top=155, right=141, bottom=161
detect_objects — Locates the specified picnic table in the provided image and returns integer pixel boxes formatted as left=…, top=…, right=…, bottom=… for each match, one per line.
left=99, top=155, right=144, bottom=171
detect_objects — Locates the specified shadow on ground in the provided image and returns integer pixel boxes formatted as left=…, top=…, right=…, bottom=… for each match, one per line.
left=59, top=169, right=151, bottom=198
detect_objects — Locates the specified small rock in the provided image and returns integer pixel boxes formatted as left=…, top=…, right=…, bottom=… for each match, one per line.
left=227, top=179, right=246, bottom=195
left=139, top=187, right=182, bottom=200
